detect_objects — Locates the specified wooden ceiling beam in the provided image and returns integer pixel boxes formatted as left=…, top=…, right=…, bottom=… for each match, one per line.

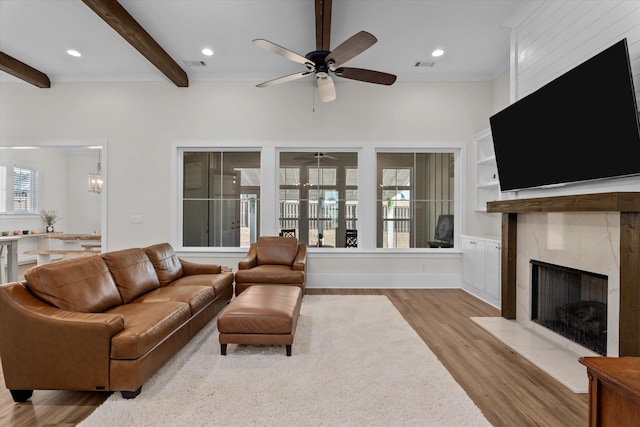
left=0, top=51, right=51, bottom=88
left=82, top=0, right=188, bottom=87
left=315, top=0, right=332, bottom=51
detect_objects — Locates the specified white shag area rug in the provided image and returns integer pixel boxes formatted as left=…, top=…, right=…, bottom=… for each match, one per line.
left=80, top=295, right=490, bottom=426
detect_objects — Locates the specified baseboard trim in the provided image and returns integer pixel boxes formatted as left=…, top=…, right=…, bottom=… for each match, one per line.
left=306, top=272, right=462, bottom=289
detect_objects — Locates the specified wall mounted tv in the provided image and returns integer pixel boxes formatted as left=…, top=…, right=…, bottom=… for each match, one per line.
left=489, top=38, right=640, bottom=192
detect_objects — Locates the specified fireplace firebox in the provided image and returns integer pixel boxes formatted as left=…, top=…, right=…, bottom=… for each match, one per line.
left=531, top=260, right=608, bottom=355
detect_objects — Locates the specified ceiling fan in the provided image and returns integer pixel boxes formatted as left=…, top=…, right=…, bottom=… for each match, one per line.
left=292, top=152, right=338, bottom=164
left=253, top=0, right=397, bottom=102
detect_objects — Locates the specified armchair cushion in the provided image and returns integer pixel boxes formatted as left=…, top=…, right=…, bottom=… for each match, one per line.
left=256, top=236, right=298, bottom=266
left=234, top=265, right=305, bottom=284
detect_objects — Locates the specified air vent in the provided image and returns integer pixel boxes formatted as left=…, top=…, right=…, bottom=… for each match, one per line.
left=183, top=60, right=207, bottom=68
left=414, top=61, right=436, bottom=68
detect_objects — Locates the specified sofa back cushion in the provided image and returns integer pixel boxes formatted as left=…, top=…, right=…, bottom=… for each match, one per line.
left=102, top=248, right=160, bottom=303
left=25, top=255, right=122, bottom=313
left=143, top=243, right=184, bottom=286
left=256, top=236, right=298, bottom=266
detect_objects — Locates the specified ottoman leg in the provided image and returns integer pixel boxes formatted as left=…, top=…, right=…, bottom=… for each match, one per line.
left=221, top=343, right=227, bottom=355
left=286, top=344, right=292, bottom=356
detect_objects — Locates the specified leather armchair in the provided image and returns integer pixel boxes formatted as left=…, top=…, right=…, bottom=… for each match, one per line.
left=234, top=236, right=307, bottom=296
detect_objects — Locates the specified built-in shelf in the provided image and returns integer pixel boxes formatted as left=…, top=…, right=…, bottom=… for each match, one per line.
left=474, top=129, right=500, bottom=211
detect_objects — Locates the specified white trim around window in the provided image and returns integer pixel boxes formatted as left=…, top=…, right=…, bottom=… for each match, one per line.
left=171, top=140, right=467, bottom=254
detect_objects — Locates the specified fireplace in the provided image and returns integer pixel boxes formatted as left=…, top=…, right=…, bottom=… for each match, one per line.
left=531, top=261, right=608, bottom=355
left=487, top=192, right=640, bottom=357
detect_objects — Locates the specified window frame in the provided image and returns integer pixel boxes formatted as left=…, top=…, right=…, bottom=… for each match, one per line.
left=277, top=150, right=359, bottom=248
left=375, top=148, right=461, bottom=251
left=172, top=142, right=464, bottom=253
left=179, top=148, right=262, bottom=250
left=0, top=160, right=41, bottom=215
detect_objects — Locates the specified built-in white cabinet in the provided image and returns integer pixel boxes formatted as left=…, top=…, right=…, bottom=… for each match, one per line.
left=462, top=235, right=501, bottom=308
left=474, top=129, right=500, bottom=211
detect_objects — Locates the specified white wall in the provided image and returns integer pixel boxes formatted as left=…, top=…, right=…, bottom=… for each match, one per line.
left=0, top=80, right=496, bottom=287
left=491, top=70, right=511, bottom=115
left=65, top=150, right=102, bottom=234
left=515, top=0, right=640, bottom=101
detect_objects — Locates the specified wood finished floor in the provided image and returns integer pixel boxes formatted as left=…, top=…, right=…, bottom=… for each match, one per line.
left=1, top=286, right=588, bottom=426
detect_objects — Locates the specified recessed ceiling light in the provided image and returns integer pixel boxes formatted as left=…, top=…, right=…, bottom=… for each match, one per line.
left=432, top=49, right=444, bottom=57
left=202, top=48, right=214, bottom=56
left=67, top=49, right=82, bottom=57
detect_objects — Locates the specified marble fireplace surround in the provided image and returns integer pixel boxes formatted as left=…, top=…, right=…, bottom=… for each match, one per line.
left=480, top=193, right=640, bottom=391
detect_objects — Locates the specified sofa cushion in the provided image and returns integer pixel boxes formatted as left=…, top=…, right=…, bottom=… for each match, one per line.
left=106, top=301, right=191, bottom=360
left=168, top=271, right=235, bottom=297
left=131, top=286, right=215, bottom=317
left=24, top=255, right=122, bottom=313
left=101, top=248, right=160, bottom=304
left=143, top=243, right=184, bottom=286
left=256, top=236, right=298, bottom=266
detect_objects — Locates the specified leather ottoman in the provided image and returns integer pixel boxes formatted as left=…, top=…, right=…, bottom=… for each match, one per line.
left=217, top=285, right=302, bottom=356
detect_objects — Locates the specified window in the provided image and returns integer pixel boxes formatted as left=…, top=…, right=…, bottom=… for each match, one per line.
left=377, top=152, right=454, bottom=248
left=0, top=162, right=40, bottom=214
left=279, top=152, right=358, bottom=248
left=181, top=151, right=260, bottom=248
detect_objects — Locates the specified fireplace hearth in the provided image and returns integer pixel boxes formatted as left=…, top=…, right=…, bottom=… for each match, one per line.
left=531, top=260, right=608, bottom=355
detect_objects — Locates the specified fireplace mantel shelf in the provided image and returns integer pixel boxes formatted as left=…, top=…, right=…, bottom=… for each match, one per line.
left=486, top=192, right=640, bottom=356
left=487, top=192, right=640, bottom=214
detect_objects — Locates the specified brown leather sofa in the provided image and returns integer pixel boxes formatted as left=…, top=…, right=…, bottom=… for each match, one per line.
left=0, top=243, right=233, bottom=402
left=234, top=236, right=307, bottom=296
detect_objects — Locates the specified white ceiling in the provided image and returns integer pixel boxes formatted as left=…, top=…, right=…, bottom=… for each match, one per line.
left=0, top=0, right=526, bottom=86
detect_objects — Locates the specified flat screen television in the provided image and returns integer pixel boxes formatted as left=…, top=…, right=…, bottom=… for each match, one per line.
left=489, top=38, right=640, bottom=192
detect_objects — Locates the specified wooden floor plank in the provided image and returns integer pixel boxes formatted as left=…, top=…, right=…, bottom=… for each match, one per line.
left=1, top=283, right=587, bottom=426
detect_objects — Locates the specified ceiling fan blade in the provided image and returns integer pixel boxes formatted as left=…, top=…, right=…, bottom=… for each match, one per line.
left=316, top=74, right=336, bottom=102
left=334, top=67, right=397, bottom=85
left=253, top=39, right=313, bottom=66
left=256, top=71, right=312, bottom=88
left=325, top=31, right=377, bottom=69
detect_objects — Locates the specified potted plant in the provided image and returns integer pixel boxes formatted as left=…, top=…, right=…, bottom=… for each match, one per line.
left=41, top=209, right=59, bottom=233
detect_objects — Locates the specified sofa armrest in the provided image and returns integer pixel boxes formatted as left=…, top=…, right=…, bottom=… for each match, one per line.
left=0, top=282, right=124, bottom=391
left=292, top=243, right=307, bottom=271
left=179, top=259, right=222, bottom=275
left=238, top=243, right=258, bottom=270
